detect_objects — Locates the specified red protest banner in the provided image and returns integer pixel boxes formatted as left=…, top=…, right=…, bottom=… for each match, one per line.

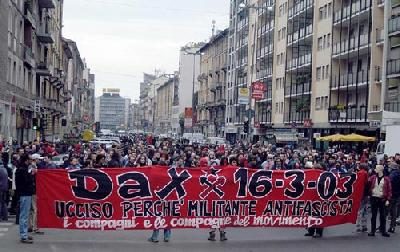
left=37, top=167, right=367, bottom=231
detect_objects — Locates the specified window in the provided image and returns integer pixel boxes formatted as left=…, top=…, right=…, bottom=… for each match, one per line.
left=327, top=33, right=331, bottom=47
left=278, top=30, right=281, bottom=41
left=316, top=67, right=322, bottom=80
left=322, top=66, right=325, bottom=79
left=323, top=35, right=326, bottom=48
left=319, top=7, right=324, bottom=20
left=275, top=103, right=279, bottom=114
left=318, top=37, right=323, bottom=50
left=281, top=102, right=284, bottom=114
left=325, top=96, right=329, bottom=109
left=325, top=65, right=329, bottom=79
left=316, top=97, right=321, bottom=110
left=327, top=3, right=332, bottom=17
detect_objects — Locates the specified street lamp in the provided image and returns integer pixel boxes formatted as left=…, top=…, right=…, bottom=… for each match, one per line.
left=184, top=50, right=204, bottom=136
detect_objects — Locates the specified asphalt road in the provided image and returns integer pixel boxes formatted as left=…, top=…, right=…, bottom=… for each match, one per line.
left=0, top=220, right=399, bottom=252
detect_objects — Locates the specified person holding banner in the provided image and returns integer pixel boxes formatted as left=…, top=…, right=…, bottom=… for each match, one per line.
left=15, top=154, right=34, bottom=244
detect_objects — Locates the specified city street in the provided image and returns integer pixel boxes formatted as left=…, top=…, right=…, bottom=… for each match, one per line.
left=0, top=220, right=399, bottom=252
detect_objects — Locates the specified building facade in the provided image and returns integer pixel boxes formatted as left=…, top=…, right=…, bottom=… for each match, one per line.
left=97, top=88, right=129, bottom=130
left=198, top=29, right=229, bottom=137
left=155, top=75, right=177, bottom=135
left=225, top=0, right=400, bottom=144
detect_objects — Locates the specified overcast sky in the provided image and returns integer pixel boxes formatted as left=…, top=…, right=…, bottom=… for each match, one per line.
left=63, top=0, right=229, bottom=102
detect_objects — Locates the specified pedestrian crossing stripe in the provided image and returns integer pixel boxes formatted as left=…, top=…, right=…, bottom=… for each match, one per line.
left=0, top=228, right=8, bottom=232
left=0, top=222, right=12, bottom=226
left=0, top=234, right=4, bottom=237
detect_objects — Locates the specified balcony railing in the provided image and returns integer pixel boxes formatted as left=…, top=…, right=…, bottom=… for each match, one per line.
left=287, top=24, right=313, bottom=45
left=389, top=16, right=400, bottom=35
left=333, top=0, right=371, bottom=24
left=286, top=54, right=312, bottom=70
left=284, top=110, right=311, bottom=123
left=257, top=44, right=273, bottom=59
left=38, top=0, right=55, bottom=9
left=256, top=68, right=273, bottom=79
left=384, top=102, right=400, bottom=112
left=285, top=82, right=311, bottom=97
left=332, top=34, right=369, bottom=56
left=387, top=59, right=400, bottom=76
left=37, top=24, right=54, bottom=44
left=328, top=105, right=367, bottom=122
left=257, top=20, right=274, bottom=37
left=288, top=0, right=314, bottom=19
left=331, top=70, right=369, bottom=89
left=23, top=46, right=35, bottom=67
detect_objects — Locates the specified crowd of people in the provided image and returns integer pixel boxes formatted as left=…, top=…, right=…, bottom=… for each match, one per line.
left=0, top=134, right=399, bottom=244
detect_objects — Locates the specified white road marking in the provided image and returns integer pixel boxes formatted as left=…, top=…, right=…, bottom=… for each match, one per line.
left=0, top=222, right=13, bottom=226
left=0, top=234, right=4, bottom=237
left=0, top=228, right=8, bottom=232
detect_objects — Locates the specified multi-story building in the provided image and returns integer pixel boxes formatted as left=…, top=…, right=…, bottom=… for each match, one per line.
left=198, top=29, right=229, bottom=137
left=97, top=88, right=129, bottom=130
left=155, top=74, right=178, bottom=135
left=128, top=102, right=140, bottom=131
left=0, top=0, right=10, bottom=142
left=1, top=0, right=67, bottom=143
left=138, top=73, right=156, bottom=132
left=225, top=0, right=400, bottom=144
left=175, top=43, right=204, bottom=133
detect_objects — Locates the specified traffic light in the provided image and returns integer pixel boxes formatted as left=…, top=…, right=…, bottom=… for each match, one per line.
left=40, top=118, right=47, bottom=130
left=243, top=120, right=249, bottom=134
left=61, top=119, right=67, bottom=127
left=32, top=118, right=38, bottom=130
left=95, top=122, right=101, bottom=133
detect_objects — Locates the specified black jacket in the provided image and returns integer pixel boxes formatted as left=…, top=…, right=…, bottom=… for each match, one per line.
left=15, top=164, right=34, bottom=196
left=390, top=169, right=400, bottom=198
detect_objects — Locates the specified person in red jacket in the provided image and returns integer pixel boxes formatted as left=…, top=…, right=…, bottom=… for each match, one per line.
left=368, top=164, right=392, bottom=237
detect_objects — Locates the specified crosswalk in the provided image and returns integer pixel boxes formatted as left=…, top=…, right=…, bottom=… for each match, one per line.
left=0, top=218, right=14, bottom=238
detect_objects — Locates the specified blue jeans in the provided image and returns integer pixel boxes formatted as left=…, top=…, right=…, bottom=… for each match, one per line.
left=19, top=196, right=32, bottom=240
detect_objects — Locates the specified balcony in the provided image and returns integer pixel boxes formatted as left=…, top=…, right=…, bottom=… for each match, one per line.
left=387, top=59, right=400, bottom=78
left=24, top=5, right=36, bottom=29
left=286, top=54, right=312, bottom=72
left=328, top=105, right=368, bottom=123
left=377, top=0, right=385, bottom=7
left=384, top=102, right=400, bottom=112
left=376, top=28, right=384, bottom=45
left=287, top=24, right=313, bottom=46
left=333, top=0, right=371, bottom=25
left=332, top=34, right=369, bottom=58
left=288, top=0, right=314, bottom=20
left=331, top=70, right=369, bottom=90
left=256, top=44, right=273, bottom=60
left=389, top=16, right=400, bottom=37
left=257, top=20, right=274, bottom=38
left=256, top=68, right=273, bottom=80
left=285, top=83, right=311, bottom=97
left=23, top=46, right=35, bottom=67
left=38, top=0, right=55, bottom=9
left=37, top=25, right=54, bottom=44
left=36, top=61, right=51, bottom=76
left=284, top=110, right=311, bottom=124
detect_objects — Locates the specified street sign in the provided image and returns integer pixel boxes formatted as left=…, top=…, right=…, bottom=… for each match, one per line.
left=370, top=120, right=381, bottom=128
left=238, top=88, right=249, bottom=104
left=251, top=81, right=265, bottom=100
